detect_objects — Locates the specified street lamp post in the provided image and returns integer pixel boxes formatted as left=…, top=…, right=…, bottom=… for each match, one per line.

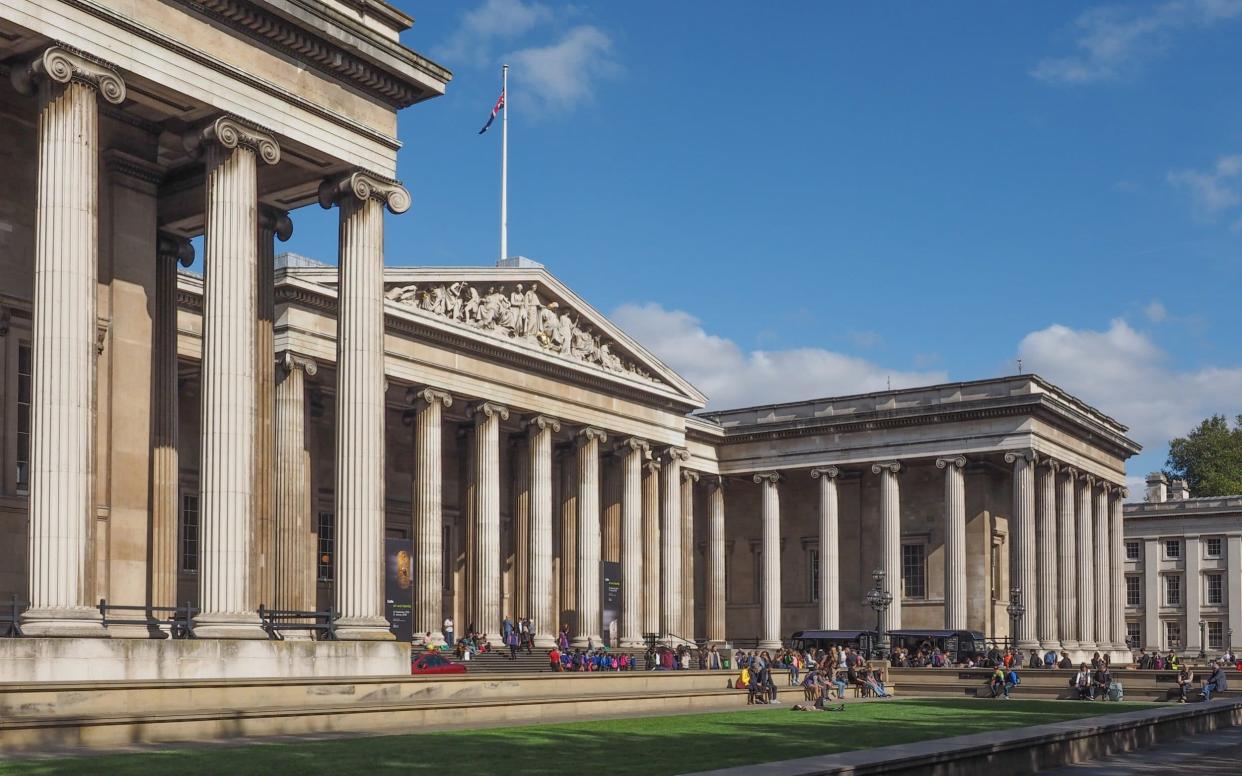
left=865, top=568, right=893, bottom=660
left=1006, top=587, right=1025, bottom=653
left=1199, top=620, right=1207, bottom=661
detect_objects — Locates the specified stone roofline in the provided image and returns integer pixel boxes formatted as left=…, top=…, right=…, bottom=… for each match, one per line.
left=1124, top=495, right=1242, bottom=518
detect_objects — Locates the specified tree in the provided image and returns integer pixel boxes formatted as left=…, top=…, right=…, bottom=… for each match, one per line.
left=1165, top=414, right=1242, bottom=498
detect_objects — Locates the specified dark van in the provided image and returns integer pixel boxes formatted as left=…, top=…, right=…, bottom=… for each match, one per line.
left=789, top=630, right=878, bottom=657
left=886, top=629, right=987, bottom=664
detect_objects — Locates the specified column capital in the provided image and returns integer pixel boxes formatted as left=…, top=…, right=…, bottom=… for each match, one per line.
left=753, top=471, right=781, bottom=486
left=682, top=469, right=701, bottom=484
left=157, top=233, right=195, bottom=268
left=1004, top=449, right=1037, bottom=465
left=277, top=351, right=318, bottom=377
left=871, top=460, right=902, bottom=475
left=578, top=426, right=608, bottom=445
left=258, top=206, right=294, bottom=242
left=1040, top=457, right=1061, bottom=473
left=704, top=474, right=725, bottom=491
left=469, top=401, right=509, bottom=423
left=526, top=414, right=561, bottom=433
left=811, top=466, right=841, bottom=479
left=643, top=459, right=662, bottom=476
left=11, top=45, right=125, bottom=104
left=935, top=456, right=966, bottom=471
left=661, top=446, right=691, bottom=464
left=409, top=386, right=452, bottom=409
left=1081, top=473, right=1098, bottom=487
left=185, top=116, right=281, bottom=165
left=615, top=436, right=650, bottom=456
left=318, top=170, right=411, bottom=214
left=1062, top=466, right=1080, bottom=482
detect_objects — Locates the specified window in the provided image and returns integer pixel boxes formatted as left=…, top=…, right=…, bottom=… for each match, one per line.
left=1165, top=575, right=1181, bottom=606
left=1165, top=540, right=1181, bottom=560
left=1125, top=541, right=1141, bottom=561
left=1205, top=538, right=1222, bottom=558
left=809, top=548, right=820, bottom=603
left=317, top=511, right=335, bottom=582
left=1207, top=574, right=1223, bottom=606
left=1208, top=622, right=1224, bottom=650
left=1126, top=575, right=1142, bottom=607
left=902, top=544, right=926, bottom=599
left=1166, top=622, right=1182, bottom=650
left=179, top=492, right=199, bottom=573
left=16, top=344, right=31, bottom=493
left=1126, top=622, right=1141, bottom=648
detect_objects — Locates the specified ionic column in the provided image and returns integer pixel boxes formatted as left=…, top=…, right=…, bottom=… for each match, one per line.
left=558, top=446, right=577, bottom=635
left=512, top=436, right=530, bottom=625
left=872, top=462, right=903, bottom=633
left=1076, top=474, right=1097, bottom=651
left=661, top=448, right=690, bottom=638
left=527, top=416, right=560, bottom=648
left=755, top=472, right=782, bottom=650
left=936, top=457, right=966, bottom=631
left=642, top=458, right=662, bottom=636
left=1006, top=450, right=1038, bottom=650
left=274, top=353, right=318, bottom=620
left=1036, top=460, right=1061, bottom=651
left=151, top=236, right=193, bottom=614
left=1093, top=481, right=1111, bottom=652
left=412, top=388, right=452, bottom=646
left=680, top=469, right=698, bottom=639
left=811, top=467, right=841, bottom=630
left=191, top=117, right=280, bottom=639
left=469, top=402, right=509, bottom=642
left=252, top=207, right=291, bottom=611
left=706, top=477, right=727, bottom=644
left=618, top=438, right=649, bottom=648
left=574, top=427, right=607, bottom=647
left=319, top=171, right=410, bottom=640
left=16, top=47, right=124, bottom=637
left=1057, top=468, right=1080, bottom=650
left=1108, top=486, right=1128, bottom=652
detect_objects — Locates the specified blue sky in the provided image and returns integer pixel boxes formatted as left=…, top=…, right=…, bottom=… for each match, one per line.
left=280, top=0, right=1242, bottom=487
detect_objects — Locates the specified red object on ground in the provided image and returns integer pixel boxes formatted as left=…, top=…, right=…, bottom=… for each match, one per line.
left=411, top=652, right=467, bottom=675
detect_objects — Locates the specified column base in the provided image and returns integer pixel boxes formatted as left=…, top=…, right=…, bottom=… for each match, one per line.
left=20, top=607, right=109, bottom=638
left=1016, top=639, right=1041, bottom=653
left=571, top=634, right=602, bottom=649
left=533, top=634, right=557, bottom=649
left=620, top=638, right=648, bottom=650
left=758, top=640, right=782, bottom=651
left=1038, top=640, right=1063, bottom=654
left=334, top=616, right=397, bottom=642
left=192, top=613, right=268, bottom=640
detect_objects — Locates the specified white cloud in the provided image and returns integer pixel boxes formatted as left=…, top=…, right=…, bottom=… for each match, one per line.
left=435, top=0, right=553, bottom=65
left=1168, top=154, right=1242, bottom=220
left=507, top=25, right=618, bottom=114
left=1016, top=318, right=1242, bottom=452
left=1143, top=300, right=1168, bottom=322
left=611, top=303, right=947, bottom=409
left=1032, top=0, right=1242, bottom=84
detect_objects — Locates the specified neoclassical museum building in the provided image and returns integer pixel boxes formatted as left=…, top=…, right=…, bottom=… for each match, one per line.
left=0, top=1, right=1141, bottom=680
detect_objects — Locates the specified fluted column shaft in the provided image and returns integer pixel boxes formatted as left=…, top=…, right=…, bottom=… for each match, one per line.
left=558, top=448, right=577, bottom=634
left=528, top=417, right=559, bottom=647
left=937, top=457, right=967, bottom=630
left=706, top=478, right=726, bottom=644
left=661, top=449, right=688, bottom=637
left=619, top=439, right=648, bottom=647
left=1036, top=461, right=1061, bottom=650
left=274, top=354, right=317, bottom=619
left=1109, top=489, right=1127, bottom=650
left=21, top=48, right=123, bottom=637
left=471, top=403, right=508, bottom=641
left=512, top=439, right=530, bottom=623
left=642, top=460, right=662, bottom=635
left=602, top=456, right=622, bottom=564
left=680, top=470, right=698, bottom=639
left=1076, top=475, right=1096, bottom=651
left=1093, top=483, right=1111, bottom=650
left=874, top=462, right=902, bottom=633
left=574, top=428, right=606, bottom=646
left=1057, top=469, right=1079, bottom=649
left=1007, top=451, right=1038, bottom=649
left=812, top=467, right=841, bottom=630
left=413, top=388, right=452, bottom=645
left=756, top=472, right=782, bottom=649
left=151, top=237, right=191, bottom=614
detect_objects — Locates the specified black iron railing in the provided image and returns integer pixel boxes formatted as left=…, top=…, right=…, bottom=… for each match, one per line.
left=257, top=605, right=338, bottom=640
left=97, top=599, right=197, bottom=638
left=1, top=595, right=24, bottom=637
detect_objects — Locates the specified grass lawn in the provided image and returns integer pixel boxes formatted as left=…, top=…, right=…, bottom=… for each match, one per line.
left=3, top=699, right=1159, bottom=776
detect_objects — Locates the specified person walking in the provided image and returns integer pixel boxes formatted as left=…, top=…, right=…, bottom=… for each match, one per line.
left=443, top=616, right=454, bottom=647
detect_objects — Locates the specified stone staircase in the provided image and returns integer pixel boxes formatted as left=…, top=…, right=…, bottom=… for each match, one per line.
left=889, top=667, right=1240, bottom=702
left=454, top=648, right=649, bottom=674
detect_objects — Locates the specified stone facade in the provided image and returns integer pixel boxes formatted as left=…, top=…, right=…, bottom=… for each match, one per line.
left=0, top=1, right=1142, bottom=679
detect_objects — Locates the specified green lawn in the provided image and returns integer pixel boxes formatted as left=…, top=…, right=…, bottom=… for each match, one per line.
left=3, top=699, right=1158, bottom=776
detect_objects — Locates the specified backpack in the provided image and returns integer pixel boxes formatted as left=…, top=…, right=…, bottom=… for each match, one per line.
left=1007, top=670, right=1020, bottom=686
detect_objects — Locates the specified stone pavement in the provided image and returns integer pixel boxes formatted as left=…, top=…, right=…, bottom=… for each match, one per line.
left=1039, top=721, right=1242, bottom=775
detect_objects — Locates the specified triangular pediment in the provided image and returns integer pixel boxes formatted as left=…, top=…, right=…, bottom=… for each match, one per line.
left=288, top=264, right=706, bottom=409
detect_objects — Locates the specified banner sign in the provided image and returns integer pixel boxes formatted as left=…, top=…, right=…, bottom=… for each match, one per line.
left=602, top=560, right=622, bottom=648
left=385, top=538, right=413, bottom=643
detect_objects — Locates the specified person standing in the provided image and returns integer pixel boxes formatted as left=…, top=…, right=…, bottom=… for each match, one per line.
left=443, top=616, right=454, bottom=647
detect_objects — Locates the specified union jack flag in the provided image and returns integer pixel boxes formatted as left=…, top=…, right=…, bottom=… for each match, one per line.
left=478, top=90, right=505, bottom=134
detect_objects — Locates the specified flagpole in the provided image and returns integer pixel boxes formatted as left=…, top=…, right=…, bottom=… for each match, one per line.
left=500, top=63, right=508, bottom=263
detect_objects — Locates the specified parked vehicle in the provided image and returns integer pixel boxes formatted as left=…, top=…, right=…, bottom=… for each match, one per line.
left=411, top=651, right=467, bottom=675
left=886, top=629, right=987, bottom=663
left=789, top=630, right=878, bottom=657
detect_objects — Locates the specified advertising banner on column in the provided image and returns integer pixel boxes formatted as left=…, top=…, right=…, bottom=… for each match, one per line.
left=385, top=538, right=414, bottom=643
left=602, top=560, right=621, bottom=647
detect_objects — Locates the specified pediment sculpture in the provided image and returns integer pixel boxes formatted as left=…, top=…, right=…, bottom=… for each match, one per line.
left=385, top=281, right=659, bottom=383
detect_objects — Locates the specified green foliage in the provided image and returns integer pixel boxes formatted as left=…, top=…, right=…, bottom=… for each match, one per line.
left=1165, top=414, right=1242, bottom=498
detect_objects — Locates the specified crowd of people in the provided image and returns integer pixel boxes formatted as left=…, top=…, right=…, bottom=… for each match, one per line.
left=730, top=646, right=891, bottom=707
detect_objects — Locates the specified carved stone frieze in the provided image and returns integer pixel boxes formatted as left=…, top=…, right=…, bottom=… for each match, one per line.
left=383, top=280, right=661, bottom=384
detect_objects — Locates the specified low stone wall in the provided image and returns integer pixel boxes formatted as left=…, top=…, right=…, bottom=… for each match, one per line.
left=0, top=638, right=409, bottom=681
